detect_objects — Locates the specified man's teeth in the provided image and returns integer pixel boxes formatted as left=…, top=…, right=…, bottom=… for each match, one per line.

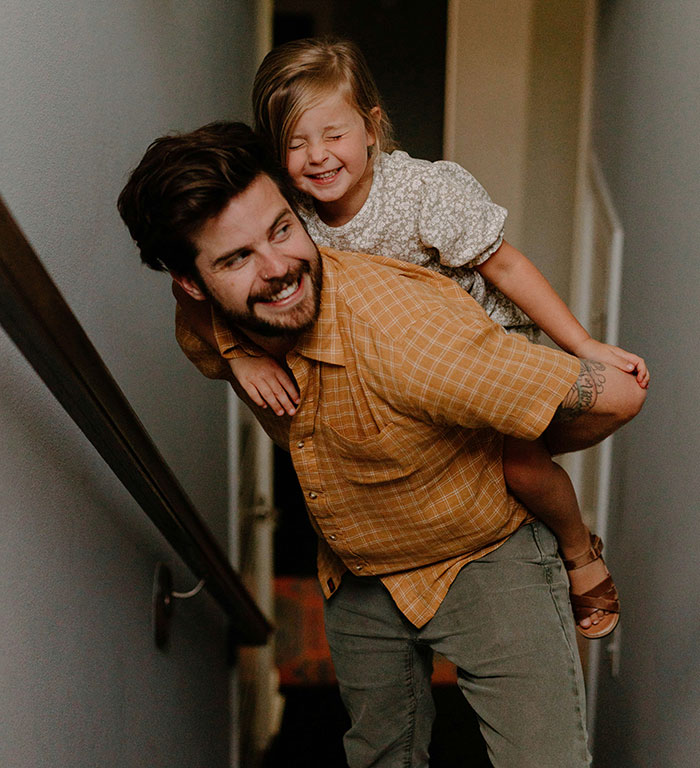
left=269, top=280, right=299, bottom=302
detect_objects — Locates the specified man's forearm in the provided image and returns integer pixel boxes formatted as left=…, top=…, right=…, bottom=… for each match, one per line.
left=546, top=358, right=645, bottom=455
left=553, top=360, right=606, bottom=423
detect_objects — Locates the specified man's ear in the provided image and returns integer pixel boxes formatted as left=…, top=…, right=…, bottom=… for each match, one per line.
left=171, top=272, right=207, bottom=302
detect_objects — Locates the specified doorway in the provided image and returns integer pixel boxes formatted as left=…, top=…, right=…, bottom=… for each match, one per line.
left=260, top=1, right=601, bottom=765
left=273, top=0, right=447, bottom=160
left=265, top=4, right=491, bottom=766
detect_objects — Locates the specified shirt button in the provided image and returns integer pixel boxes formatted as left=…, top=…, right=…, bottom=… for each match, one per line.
left=297, top=440, right=305, bottom=448
left=329, top=534, right=337, bottom=541
left=308, top=491, right=318, bottom=500
left=355, top=565, right=363, bottom=571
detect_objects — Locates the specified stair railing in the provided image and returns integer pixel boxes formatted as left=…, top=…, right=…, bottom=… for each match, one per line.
left=0, top=196, right=271, bottom=646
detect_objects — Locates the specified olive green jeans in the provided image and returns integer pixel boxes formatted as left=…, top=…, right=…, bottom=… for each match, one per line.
left=324, top=522, right=591, bottom=767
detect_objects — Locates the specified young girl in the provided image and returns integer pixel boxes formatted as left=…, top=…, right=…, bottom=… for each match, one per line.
left=184, top=38, right=648, bottom=638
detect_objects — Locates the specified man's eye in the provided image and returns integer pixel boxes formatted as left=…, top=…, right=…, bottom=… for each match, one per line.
left=222, top=252, right=249, bottom=269
left=274, top=223, right=292, bottom=240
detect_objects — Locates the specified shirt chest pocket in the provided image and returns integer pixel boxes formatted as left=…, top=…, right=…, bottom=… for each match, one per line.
left=317, top=417, right=435, bottom=486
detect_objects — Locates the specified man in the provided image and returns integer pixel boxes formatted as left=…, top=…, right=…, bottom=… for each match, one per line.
left=118, top=122, right=645, bottom=767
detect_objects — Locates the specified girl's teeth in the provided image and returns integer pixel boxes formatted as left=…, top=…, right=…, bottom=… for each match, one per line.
left=313, top=169, right=339, bottom=179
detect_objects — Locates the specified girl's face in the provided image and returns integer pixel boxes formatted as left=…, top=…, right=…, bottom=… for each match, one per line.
left=286, top=90, right=378, bottom=222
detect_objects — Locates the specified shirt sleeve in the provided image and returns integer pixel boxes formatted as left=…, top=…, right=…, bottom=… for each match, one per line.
left=417, top=161, right=508, bottom=269
left=406, top=318, right=578, bottom=438
left=175, top=302, right=232, bottom=381
left=356, top=276, right=579, bottom=440
left=175, top=302, right=293, bottom=450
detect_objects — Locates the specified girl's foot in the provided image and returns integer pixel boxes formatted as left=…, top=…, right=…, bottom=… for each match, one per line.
left=560, top=533, right=620, bottom=639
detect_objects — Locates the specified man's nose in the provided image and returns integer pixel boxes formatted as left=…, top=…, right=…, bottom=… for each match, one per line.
left=257, top=249, right=289, bottom=279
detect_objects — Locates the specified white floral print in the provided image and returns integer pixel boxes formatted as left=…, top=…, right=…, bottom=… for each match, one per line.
left=300, top=150, right=537, bottom=340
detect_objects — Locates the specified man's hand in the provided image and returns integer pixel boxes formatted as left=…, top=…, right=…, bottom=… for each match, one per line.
left=229, top=355, right=300, bottom=416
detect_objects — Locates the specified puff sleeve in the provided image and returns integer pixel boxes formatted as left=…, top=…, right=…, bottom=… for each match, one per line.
left=417, top=161, right=507, bottom=269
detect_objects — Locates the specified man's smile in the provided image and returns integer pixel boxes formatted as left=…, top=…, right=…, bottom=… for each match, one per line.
left=257, top=276, right=303, bottom=305
left=250, top=265, right=308, bottom=310
left=186, top=175, right=323, bottom=340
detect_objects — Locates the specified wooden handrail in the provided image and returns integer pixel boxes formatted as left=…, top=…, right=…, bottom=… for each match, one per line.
left=0, top=196, right=271, bottom=645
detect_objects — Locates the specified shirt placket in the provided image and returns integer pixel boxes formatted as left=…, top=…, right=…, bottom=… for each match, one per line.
left=286, top=352, right=328, bottom=519
left=286, top=352, right=369, bottom=584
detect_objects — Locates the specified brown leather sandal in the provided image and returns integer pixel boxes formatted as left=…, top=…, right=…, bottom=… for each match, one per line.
left=562, top=533, right=620, bottom=639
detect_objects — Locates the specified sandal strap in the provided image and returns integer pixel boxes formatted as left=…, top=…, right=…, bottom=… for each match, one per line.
left=570, top=574, right=620, bottom=620
left=562, top=533, right=604, bottom=571
left=572, top=594, right=620, bottom=616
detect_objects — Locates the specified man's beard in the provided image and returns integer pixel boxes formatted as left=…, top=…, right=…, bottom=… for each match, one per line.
left=206, top=248, right=323, bottom=339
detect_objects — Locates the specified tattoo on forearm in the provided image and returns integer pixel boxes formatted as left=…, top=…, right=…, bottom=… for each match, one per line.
left=554, top=360, right=606, bottom=422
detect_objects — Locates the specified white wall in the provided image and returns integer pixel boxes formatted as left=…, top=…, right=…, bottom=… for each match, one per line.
left=445, top=0, right=534, bottom=246
left=445, top=0, right=587, bottom=306
left=520, top=1, right=586, bottom=299
left=592, top=2, right=700, bottom=766
left=0, top=1, right=258, bottom=765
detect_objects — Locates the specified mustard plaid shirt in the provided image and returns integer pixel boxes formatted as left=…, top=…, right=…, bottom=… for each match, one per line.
left=176, top=247, right=580, bottom=627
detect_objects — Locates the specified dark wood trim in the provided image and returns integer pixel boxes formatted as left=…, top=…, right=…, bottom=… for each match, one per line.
left=0, top=197, right=271, bottom=645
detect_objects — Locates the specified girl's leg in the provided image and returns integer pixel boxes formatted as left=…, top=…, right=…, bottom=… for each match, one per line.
left=502, top=435, right=615, bottom=633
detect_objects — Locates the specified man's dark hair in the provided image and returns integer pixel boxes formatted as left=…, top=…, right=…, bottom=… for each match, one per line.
left=117, top=121, right=296, bottom=277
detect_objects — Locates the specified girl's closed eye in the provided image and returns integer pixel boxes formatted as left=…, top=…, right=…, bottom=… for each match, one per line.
left=281, top=91, right=377, bottom=222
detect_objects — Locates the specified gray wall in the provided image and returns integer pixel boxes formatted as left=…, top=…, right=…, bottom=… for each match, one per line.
left=592, top=2, right=700, bottom=766
left=0, top=1, right=257, bottom=765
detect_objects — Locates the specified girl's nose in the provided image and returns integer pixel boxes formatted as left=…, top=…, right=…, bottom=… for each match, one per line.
left=307, top=140, right=328, bottom=164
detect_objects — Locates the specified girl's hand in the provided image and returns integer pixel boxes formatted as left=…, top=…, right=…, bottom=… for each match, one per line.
left=572, top=338, right=650, bottom=388
left=229, top=355, right=300, bottom=415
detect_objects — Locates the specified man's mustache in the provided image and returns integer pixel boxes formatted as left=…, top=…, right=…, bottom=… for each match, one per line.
left=249, top=262, right=310, bottom=305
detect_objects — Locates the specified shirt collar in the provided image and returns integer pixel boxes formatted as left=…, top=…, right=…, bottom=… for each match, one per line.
left=211, top=246, right=346, bottom=366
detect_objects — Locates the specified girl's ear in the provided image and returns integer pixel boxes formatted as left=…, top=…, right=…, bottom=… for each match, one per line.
left=367, top=106, right=382, bottom=147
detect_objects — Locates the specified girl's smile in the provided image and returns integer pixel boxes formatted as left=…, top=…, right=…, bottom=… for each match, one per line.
left=286, top=90, right=378, bottom=226
left=305, top=168, right=342, bottom=184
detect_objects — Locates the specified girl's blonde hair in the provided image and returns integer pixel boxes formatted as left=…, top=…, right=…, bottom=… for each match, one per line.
left=253, top=37, right=396, bottom=165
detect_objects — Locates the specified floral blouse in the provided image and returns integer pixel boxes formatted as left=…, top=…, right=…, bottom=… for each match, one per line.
left=300, top=150, right=537, bottom=339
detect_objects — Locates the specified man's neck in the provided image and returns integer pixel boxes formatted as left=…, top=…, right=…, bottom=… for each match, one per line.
left=243, top=329, right=299, bottom=363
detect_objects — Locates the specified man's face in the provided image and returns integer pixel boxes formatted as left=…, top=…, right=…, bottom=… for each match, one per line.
left=176, top=174, right=322, bottom=340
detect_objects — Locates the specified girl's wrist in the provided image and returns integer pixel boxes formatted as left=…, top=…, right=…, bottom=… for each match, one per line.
left=568, top=335, right=595, bottom=357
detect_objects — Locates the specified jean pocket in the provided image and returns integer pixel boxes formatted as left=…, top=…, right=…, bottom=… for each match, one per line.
left=530, top=521, right=561, bottom=563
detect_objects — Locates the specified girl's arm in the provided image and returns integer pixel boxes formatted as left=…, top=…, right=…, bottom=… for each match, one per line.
left=476, top=241, right=649, bottom=387
left=227, top=355, right=300, bottom=415
left=172, top=280, right=300, bottom=414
